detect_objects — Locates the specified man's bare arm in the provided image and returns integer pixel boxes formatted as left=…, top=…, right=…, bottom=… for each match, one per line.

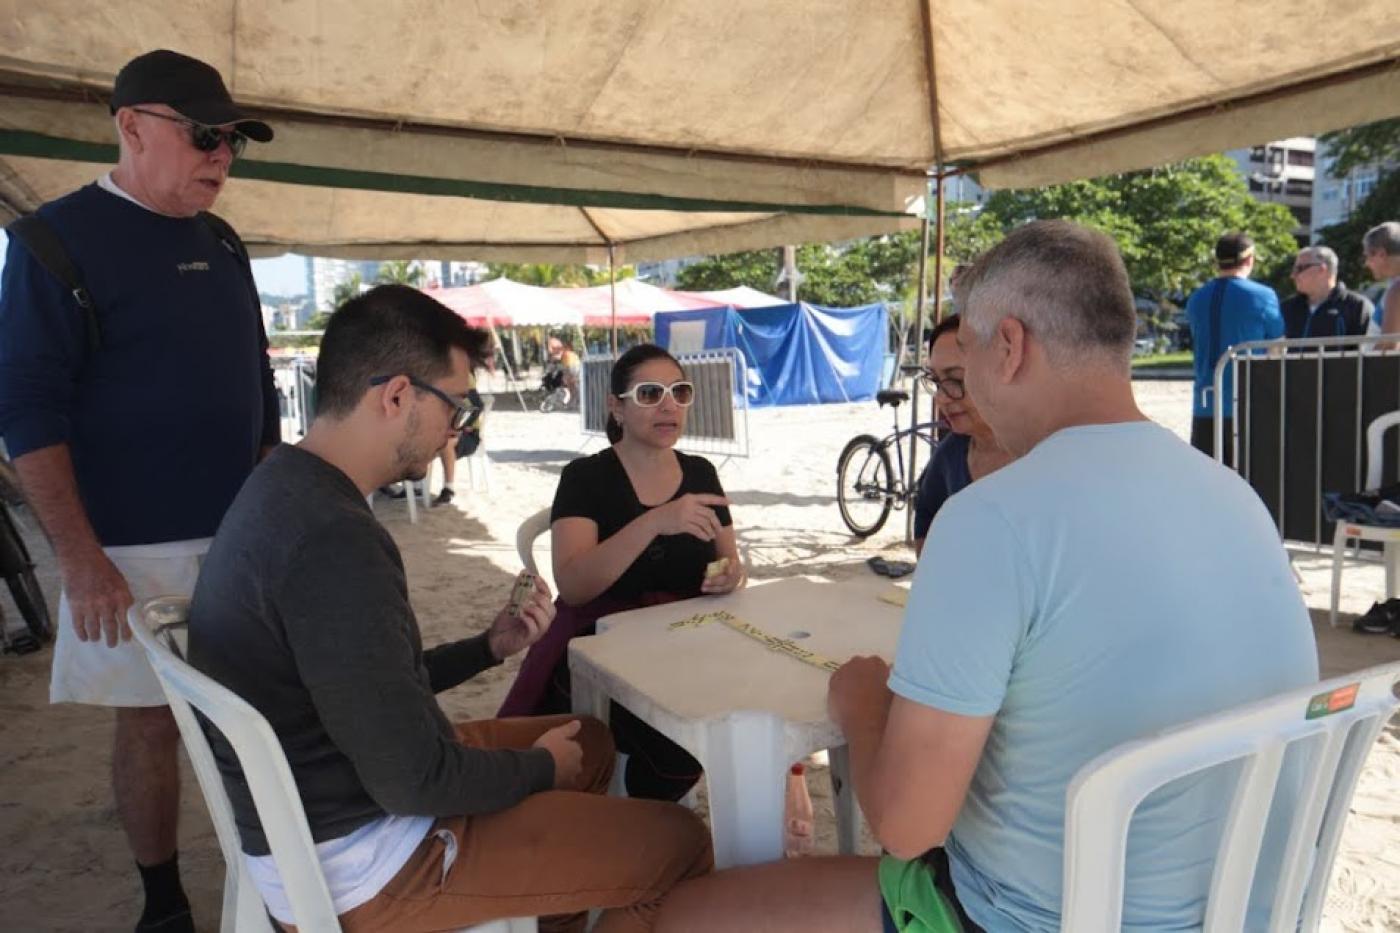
left=1380, top=286, right=1400, bottom=349
left=14, top=444, right=132, bottom=645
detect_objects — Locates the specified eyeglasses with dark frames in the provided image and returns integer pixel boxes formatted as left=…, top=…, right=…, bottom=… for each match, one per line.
left=130, top=108, right=248, bottom=158
left=919, top=368, right=967, bottom=401
left=369, top=375, right=482, bottom=431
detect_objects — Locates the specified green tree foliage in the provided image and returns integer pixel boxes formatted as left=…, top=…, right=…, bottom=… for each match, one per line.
left=978, top=156, right=1299, bottom=300
left=674, top=249, right=779, bottom=294
left=674, top=157, right=1299, bottom=324
left=1317, top=119, right=1400, bottom=178
left=374, top=259, right=425, bottom=287
left=484, top=262, right=636, bottom=287
left=1313, top=119, right=1400, bottom=288
left=1316, top=169, right=1400, bottom=288
left=330, top=272, right=363, bottom=309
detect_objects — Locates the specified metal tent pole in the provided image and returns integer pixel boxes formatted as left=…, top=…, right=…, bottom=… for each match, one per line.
left=608, top=244, right=618, bottom=355
left=904, top=183, right=936, bottom=545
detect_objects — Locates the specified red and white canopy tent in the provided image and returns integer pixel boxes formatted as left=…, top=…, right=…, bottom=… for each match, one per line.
left=422, top=277, right=782, bottom=329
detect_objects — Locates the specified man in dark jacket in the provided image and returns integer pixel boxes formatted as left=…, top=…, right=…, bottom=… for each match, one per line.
left=1280, top=246, right=1374, bottom=339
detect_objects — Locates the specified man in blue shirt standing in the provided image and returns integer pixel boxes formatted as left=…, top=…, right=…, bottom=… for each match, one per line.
left=0, top=50, right=277, bottom=932
left=1186, top=232, right=1284, bottom=466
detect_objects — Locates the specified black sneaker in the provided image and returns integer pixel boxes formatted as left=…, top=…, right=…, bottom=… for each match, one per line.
left=433, top=488, right=455, bottom=507
left=1354, top=600, right=1398, bottom=634
left=135, top=907, right=195, bottom=933
left=377, top=484, right=407, bottom=500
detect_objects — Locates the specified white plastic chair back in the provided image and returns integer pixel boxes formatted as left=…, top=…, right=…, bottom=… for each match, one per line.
left=130, top=597, right=535, bottom=933
left=515, top=507, right=552, bottom=576
left=1363, top=410, right=1400, bottom=490
left=1062, top=662, right=1400, bottom=933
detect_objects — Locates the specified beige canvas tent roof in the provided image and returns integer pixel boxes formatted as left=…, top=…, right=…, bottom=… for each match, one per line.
left=1, top=1, right=1397, bottom=259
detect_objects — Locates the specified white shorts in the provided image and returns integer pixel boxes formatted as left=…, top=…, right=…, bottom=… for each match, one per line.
left=49, top=538, right=212, bottom=707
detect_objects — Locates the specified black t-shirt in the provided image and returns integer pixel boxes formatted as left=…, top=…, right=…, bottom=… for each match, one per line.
left=552, top=447, right=732, bottom=601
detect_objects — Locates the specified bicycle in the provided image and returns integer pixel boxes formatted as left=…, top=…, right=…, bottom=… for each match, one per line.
left=836, top=370, right=940, bottom=537
left=0, top=456, right=52, bottom=650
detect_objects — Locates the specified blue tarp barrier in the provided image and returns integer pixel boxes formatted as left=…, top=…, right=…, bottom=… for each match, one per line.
left=654, top=302, right=888, bottom=407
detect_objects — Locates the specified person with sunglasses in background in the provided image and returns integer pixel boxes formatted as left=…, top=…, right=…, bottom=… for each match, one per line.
left=500, top=344, right=743, bottom=802
left=0, top=49, right=278, bottom=932
left=1279, top=245, right=1372, bottom=340
left=911, top=315, right=1013, bottom=558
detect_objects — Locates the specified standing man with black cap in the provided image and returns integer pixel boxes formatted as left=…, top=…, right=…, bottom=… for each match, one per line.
left=1185, top=232, right=1284, bottom=466
left=0, top=50, right=278, bottom=932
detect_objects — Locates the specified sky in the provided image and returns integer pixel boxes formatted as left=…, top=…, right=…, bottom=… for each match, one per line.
left=251, top=253, right=309, bottom=297
left=0, top=230, right=311, bottom=299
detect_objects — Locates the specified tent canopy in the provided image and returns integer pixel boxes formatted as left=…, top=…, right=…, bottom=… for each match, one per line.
left=655, top=303, right=889, bottom=407
left=1, top=2, right=1397, bottom=259
left=424, top=277, right=782, bottom=329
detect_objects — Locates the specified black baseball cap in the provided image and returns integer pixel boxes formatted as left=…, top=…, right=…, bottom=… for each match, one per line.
left=109, top=50, right=273, bottom=143
left=1215, top=232, right=1255, bottom=269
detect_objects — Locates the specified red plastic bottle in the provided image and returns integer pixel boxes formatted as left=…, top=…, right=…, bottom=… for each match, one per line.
left=784, top=762, right=815, bottom=857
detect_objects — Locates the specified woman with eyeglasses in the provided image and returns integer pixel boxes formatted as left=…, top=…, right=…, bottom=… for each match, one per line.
left=499, top=343, right=743, bottom=800
left=913, top=315, right=1013, bottom=557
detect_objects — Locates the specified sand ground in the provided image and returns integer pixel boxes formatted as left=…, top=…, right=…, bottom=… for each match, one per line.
left=0, top=379, right=1396, bottom=932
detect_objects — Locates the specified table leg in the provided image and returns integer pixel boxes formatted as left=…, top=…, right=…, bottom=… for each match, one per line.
left=829, top=744, right=858, bottom=855
left=569, top=667, right=610, bottom=723
left=569, top=665, right=629, bottom=796
left=702, top=712, right=788, bottom=869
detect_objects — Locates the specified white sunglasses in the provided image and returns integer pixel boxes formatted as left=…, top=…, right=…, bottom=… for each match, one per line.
left=616, top=380, right=696, bottom=407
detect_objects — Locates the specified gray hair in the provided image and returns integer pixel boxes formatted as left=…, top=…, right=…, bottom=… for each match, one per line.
left=958, top=220, right=1137, bottom=366
left=1363, top=222, right=1400, bottom=256
left=1298, top=245, right=1338, bottom=277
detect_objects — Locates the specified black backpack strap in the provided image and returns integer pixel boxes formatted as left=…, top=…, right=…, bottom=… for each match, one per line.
left=199, top=211, right=260, bottom=308
left=4, top=214, right=101, bottom=355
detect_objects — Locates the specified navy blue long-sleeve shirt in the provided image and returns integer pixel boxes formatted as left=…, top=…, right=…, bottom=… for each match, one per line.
left=0, top=182, right=279, bottom=545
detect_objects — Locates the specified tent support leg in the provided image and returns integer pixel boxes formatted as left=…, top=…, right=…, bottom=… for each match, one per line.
left=906, top=190, right=936, bottom=546
left=608, top=244, right=618, bottom=355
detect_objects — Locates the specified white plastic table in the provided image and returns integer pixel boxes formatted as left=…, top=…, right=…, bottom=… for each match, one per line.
left=567, top=575, right=904, bottom=868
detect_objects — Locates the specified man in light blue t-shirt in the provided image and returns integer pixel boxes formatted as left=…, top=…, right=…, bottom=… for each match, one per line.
left=1185, top=232, right=1284, bottom=466
left=656, top=221, right=1319, bottom=933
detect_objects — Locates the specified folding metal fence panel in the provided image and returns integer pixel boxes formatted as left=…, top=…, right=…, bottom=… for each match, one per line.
left=1217, top=336, right=1400, bottom=548
left=581, top=349, right=749, bottom=458
left=272, top=356, right=317, bottom=441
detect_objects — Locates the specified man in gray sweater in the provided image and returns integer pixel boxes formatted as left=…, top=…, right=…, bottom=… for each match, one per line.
left=189, top=284, right=712, bottom=932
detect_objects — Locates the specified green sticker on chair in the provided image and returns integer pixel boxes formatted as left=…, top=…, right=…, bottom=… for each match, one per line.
left=1305, top=683, right=1359, bottom=720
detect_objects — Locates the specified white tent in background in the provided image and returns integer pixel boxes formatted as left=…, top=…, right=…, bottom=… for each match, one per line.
left=679, top=287, right=786, bottom=310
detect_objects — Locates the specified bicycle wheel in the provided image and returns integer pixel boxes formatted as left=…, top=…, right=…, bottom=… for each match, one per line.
left=6, top=567, right=51, bottom=642
left=0, top=506, right=50, bottom=642
left=837, top=435, right=894, bottom=537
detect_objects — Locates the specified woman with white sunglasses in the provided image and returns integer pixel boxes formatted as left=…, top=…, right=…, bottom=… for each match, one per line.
left=499, top=344, right=744, bottom=801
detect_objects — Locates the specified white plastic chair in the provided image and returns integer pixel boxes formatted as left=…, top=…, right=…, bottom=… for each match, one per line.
left=515, top=507, right=552, bottom=576
left=367, top=480, right=432, bottom=524
left=1329, top=411, right=1400, bottom=626
left=1062, top=662, right=1400, bottom=932
left=462, top=395, right=495, bottom=493
left=514, top=507, right=633, bottom=797
left=129, top=597, right=535, bottom=933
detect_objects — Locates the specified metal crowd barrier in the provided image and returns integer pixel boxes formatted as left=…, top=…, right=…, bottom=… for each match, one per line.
left=581, top=348, right=750, bottom=458
left=272, top=355, right=317, bottom=441
left=1212, top=334, right=1400, bottom=548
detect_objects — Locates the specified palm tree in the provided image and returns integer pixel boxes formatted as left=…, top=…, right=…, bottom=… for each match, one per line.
left=330, top=272, right=363, bottom=308
left=484, top=262, right=637, bottom=287
left=375, top=260, right=425, bottom=287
